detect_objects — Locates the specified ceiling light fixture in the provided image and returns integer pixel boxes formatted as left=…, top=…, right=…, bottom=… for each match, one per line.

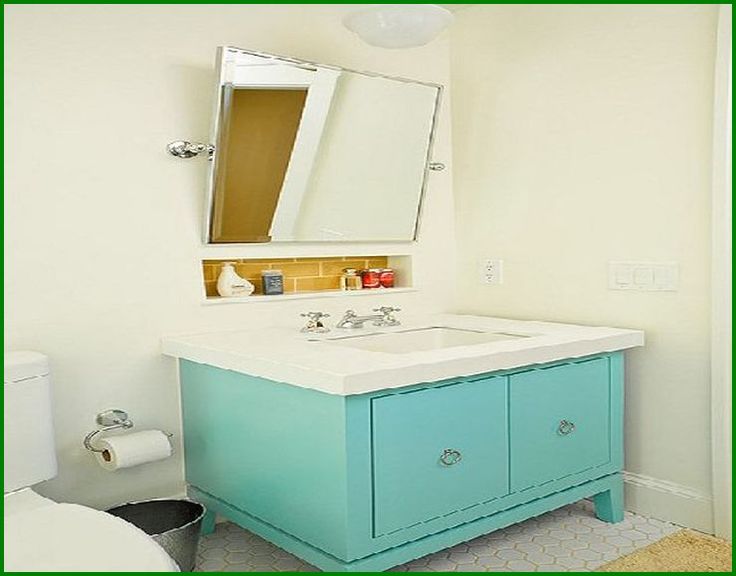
left=343, top=4, right=454, bottom=49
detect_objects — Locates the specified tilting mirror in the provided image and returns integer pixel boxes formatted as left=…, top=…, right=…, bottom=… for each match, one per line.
left=204, top=47, right=442, bottom=244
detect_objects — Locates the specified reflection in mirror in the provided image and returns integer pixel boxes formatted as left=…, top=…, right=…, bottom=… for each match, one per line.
left=212, top=87, right=308, bottom=243
left=206, top=47, right=441, bottom=244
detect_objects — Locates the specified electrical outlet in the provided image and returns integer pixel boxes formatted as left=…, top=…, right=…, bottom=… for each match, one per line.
left=480, top=259, right=504, bottom=285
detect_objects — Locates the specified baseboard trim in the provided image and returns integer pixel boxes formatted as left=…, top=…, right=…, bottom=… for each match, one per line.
left=623, top=471, right=713, bottom=533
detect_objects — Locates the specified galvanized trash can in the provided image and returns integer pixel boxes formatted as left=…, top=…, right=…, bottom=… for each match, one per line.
left=107, top=499, right=206, bottom=572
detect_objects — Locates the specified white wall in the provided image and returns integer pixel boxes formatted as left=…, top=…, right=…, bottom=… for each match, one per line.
left=4, top=5, right=455, bottom=509
left=450, top=4, right=719, bottom=531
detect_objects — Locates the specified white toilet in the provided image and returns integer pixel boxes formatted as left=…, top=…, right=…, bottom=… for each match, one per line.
left=3, top=351, right=178, bottom=572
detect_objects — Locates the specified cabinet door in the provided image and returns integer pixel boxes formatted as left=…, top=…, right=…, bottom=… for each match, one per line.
left=371, top=377, right=508, bottom=536
left=510, top=358, right=610, bottom=492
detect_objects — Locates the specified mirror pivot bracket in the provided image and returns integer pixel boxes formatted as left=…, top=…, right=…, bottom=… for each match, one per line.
left=167, top=140, right=215, bottom=160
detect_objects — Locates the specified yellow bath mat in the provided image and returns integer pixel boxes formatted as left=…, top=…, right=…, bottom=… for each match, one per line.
left=597, top=529, right=732, bottom=572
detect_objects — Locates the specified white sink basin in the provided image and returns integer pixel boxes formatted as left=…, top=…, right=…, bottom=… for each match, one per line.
left=323, top=326, right=532, bottom=354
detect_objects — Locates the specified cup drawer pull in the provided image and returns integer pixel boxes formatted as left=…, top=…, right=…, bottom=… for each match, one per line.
left=439, top=448, right=462, bottom=466
left=558, top=420, right=576, bottom=436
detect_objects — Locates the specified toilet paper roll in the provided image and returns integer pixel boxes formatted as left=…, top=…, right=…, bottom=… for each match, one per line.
left=94, top=430, right=172, bottom=471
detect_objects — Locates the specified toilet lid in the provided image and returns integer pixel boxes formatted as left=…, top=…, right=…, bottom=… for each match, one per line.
left=4, top=502, right=178, bottom=572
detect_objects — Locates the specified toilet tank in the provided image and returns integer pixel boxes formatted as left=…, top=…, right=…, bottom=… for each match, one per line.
left=4, top=351, right=58, bottom=493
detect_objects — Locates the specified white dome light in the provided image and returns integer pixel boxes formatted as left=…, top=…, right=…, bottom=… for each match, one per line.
left=343, top=4, right=454, bottom=49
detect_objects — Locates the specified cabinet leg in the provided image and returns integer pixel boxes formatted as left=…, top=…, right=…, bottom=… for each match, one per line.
left=201, top=509, right=217, bottom=535
left=593, top=479, right=624, bottom=523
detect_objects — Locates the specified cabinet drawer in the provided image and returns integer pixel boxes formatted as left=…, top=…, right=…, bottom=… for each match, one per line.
left=371, top=377, right=509, bottom=536
left=510, top=358, right=610, bottom=492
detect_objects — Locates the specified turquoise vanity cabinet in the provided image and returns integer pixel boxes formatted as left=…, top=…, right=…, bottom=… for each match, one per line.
left=180, top=353, right=625, bottom=572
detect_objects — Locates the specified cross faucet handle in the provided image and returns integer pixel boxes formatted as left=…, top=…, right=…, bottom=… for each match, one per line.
left=300, top=312, right=331, bottom=333
left=373, top=306, right=401, bottom=326
left=373, top=306, right=401, bottom=314
left=301, top=311, right=330, bottom=320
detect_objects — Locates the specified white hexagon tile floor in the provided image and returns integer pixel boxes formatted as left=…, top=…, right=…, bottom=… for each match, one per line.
left=195, top=500, right=680, bottom=572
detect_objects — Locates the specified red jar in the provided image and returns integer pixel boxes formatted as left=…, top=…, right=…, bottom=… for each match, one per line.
left=360, top=268, right=381, bottom=289
left=379, top=268, right=395, bottom=288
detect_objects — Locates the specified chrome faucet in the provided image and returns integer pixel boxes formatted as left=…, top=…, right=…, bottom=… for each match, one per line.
left=336, top=307, right=401, bottom=329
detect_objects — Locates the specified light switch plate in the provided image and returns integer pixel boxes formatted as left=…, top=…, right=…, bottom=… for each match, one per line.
left=609, top=261, right=679, bottom=291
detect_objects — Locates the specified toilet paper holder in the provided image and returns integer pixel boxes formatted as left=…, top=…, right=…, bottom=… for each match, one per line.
left=83, top=409, right=172, bottom=454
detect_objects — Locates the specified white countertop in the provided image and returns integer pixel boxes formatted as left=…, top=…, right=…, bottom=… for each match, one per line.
left=161, top=314, right=644, bottom=396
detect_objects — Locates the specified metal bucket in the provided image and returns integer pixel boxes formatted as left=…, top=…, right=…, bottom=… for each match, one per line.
left=107, top=499, right=206, bottom=572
